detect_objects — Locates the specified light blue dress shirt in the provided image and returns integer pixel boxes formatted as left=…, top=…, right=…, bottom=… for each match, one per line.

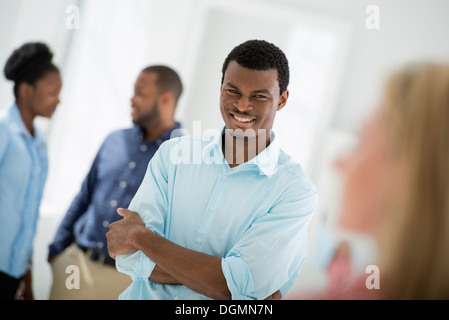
left=0, top=103, right=48, bottom=279
left=116, top=128, right=318, bottom=300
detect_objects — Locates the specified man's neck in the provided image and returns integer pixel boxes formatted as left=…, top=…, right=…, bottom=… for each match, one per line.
left=222, top=129, right=271, bottom=168
left=142, top=120, right=176, bottom=141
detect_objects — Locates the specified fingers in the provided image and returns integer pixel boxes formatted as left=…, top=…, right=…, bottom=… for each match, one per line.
left=105, top=230, right=117, bottom=259
left=109, top=208, right=137, bottom=230
left=116, top=208, right=145, bottom=227
left=117, top=207, right=127, bottom=217
left=107, top=208, right=142, bottom=259
left=117, top=207, right=138, bottom=217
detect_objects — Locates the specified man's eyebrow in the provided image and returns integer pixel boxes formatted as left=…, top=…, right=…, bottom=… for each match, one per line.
left=252, top=89, right=271, bottom=95
left=224, top=83, right=272, bottom=95
left=223, top=83, right=239, bottom=90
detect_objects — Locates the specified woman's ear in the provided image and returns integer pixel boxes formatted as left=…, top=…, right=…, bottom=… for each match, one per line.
left=17, top=82, right=34, bottom=99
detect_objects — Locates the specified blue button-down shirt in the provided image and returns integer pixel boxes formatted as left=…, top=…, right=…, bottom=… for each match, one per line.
left=0, top=103, right=48, bottom=279
left=49, top=123, right=182, bottom=257
left=116, top=128, right=319, bottom=300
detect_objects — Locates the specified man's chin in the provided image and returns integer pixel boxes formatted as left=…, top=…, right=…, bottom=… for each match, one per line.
left=131, top=117, right=140, bottom=125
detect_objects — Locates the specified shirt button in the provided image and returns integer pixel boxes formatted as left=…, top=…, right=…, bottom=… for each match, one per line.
left=140, top=145, right=148, bottom=152
left=197, top=239, right=202, bottom=244
left=129, top=161, right=136, bottom=169
left=210, top=206, right=214, bottom=212
left=119, top=181, right=127, bottom=188
left=174, top=296, right=180, bottom=300
left=96, top=242, right=104, bottom=249
left=102, top=220, right=109, bottom=228
left=223, top=176, right=227, bottom=181
left=110, top=200, right=118, bottom=207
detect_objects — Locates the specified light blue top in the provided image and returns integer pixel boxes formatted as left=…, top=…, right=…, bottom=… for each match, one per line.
left=116, top=128, right=318, bottom=300
left=0, top=103, right=48, bottom=278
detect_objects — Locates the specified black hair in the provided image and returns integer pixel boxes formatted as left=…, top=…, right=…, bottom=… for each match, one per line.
left=141, top=65, right=183, bottom=104
left=3, top=42, right=59, bottom=98
left=221, top=39, right=290, bottom=95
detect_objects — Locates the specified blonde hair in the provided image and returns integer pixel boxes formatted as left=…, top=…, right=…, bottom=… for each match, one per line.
left=379, top=62, right=449, bottom=299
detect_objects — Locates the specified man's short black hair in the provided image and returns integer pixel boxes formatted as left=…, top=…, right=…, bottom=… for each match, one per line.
left=142, top=65, right=183, bottom=103
left=221, top=39, right=289, bottom=95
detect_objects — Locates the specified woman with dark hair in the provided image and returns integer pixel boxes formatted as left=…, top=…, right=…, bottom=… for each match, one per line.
left=0, top=42, right=62, bottom=299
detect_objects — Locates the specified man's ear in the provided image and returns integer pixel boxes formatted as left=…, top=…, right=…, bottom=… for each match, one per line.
left=158, top=91, right=175, bottom=108
left=277, top=89, right=289, bottom=111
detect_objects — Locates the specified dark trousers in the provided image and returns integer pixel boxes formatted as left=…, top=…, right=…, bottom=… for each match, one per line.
left=0, top=271, right=21, bottom=300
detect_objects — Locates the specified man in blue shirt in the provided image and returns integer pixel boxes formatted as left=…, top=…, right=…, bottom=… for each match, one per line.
left=48, top=65, right=183, bottom=299
left=107, top=40, right=318, bottom=300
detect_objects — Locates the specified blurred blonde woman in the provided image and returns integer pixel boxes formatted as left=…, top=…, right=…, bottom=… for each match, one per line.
left=295, top=62, right=449, bottom=300
left=378, top=62, right=449, bottom=299
left=335, top=61, right=449, bottom=300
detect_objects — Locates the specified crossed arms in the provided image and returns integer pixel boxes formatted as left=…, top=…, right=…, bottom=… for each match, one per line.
left=106, top=139, right=317, bottom=300
left=106, top=208, right=281, bottom=300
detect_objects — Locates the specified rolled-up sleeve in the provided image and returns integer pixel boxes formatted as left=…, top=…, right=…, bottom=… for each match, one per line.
left=221, top=185, right=318, bottom=300
left=115, top=141, right=171, bottom=280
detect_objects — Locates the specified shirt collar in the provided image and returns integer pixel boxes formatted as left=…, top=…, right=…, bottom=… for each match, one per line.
left=8, top=102, right=45, bottom=141
left=246, top=131, right=280, bottom=177
left=202, top=126, right=280, bottom=177
left=8, top=102, right=29, bottom=135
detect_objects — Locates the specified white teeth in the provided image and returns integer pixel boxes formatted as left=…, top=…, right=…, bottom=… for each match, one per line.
left=234, top=115, right=254, bottom=123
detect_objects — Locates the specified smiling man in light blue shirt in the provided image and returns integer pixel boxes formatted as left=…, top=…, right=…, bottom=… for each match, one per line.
left=106, top=39, right=318, bottom=300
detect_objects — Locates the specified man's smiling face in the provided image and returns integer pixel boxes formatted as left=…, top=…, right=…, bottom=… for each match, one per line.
left=220, top=61, right=288, bottom=139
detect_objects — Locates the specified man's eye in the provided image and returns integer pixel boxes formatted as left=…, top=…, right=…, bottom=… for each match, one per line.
left=227, top=89, right=239, bottom=94
left=254, top=95, right=268, bottom=99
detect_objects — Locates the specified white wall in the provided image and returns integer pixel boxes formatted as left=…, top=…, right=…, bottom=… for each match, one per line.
left=0, top=0, right=75, bottom=112
left=1, top=0, right=449, bottom=300
left=280, top=0, right=449, bottom=133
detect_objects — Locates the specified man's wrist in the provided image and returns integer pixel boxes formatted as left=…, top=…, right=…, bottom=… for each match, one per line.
left=131, top=225, right=152, bottom=252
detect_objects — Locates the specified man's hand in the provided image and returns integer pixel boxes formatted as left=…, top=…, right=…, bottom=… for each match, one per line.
left=264, top=290, right=282, bottom=300
left=106, top=208, right=145, bottom=259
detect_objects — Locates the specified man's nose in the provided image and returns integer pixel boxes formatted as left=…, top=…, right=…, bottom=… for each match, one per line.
left=235, top=96, right=252, bottom=112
